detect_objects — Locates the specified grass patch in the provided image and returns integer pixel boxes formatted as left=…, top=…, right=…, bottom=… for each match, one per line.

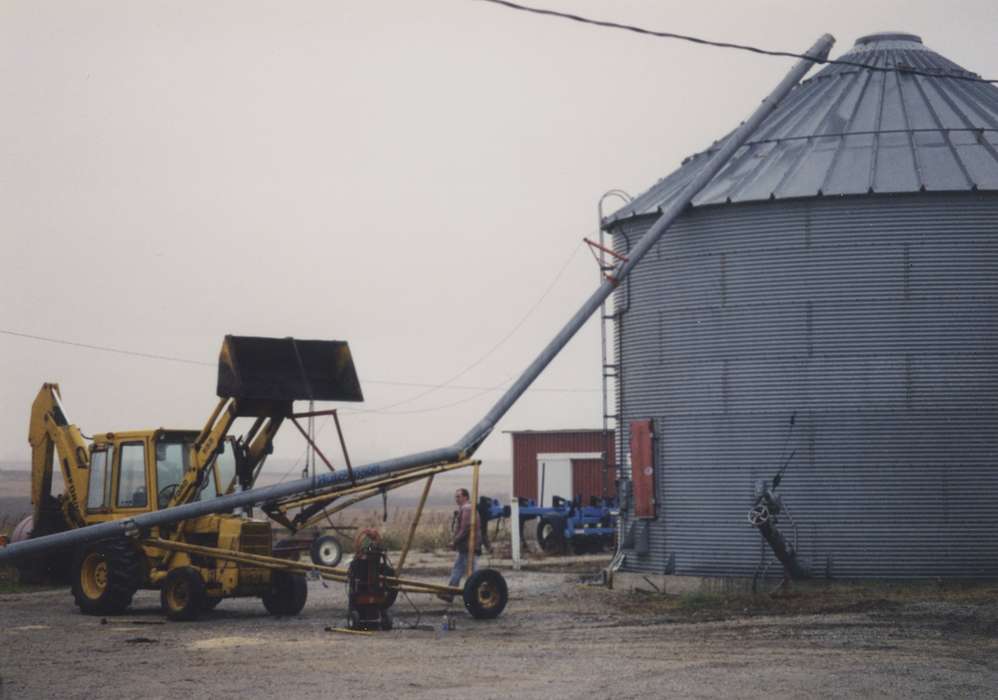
left=676, top=591, right=726, bottom=611
left=294, top=507, right=458, bottom=554
left=618, top=579, right=998, bottom=622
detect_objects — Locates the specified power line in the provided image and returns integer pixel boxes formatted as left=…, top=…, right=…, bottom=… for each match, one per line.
left=477, top=0, right=998, bottom=85
left=0, top=329, right=214, bottom=367
left=0, top=328, right=597, bottom=394
left=358, top=237, right=586, bottom=413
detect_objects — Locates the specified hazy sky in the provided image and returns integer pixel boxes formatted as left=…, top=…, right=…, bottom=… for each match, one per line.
left=2, top=0, right=996, bottom=477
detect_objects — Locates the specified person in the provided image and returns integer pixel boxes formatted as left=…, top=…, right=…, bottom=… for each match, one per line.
left=441, top=488, right=479, bottom=600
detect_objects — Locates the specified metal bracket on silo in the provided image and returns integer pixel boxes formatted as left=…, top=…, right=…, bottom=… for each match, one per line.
left=663, top=552, right=676, bottom=575
left=622, top=519, right=635, bottom=549
left=624, top=520, right=650, bottom=555
left=617, top=478, right=632, bottom=513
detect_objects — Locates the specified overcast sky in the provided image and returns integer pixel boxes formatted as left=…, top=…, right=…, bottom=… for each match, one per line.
left=2, top=0, right=996, bottom=478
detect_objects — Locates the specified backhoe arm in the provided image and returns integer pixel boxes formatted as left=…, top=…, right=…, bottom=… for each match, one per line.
left=167, top=398, right=287, bottom=509
left=28, top=384, right=90, bottom=530
left=168, top=398, right=237, bottom=508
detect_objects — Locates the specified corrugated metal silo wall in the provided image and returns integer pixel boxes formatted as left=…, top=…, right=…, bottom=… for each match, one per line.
left=612, top=193, right=998, bottom=579
left=510, top=432, right=616, bottom=502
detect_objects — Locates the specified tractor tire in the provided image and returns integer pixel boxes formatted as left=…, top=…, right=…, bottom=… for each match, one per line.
left=71, top=538, right=143, bottom=616
left=161, top=567, right=206, bottom=622
left=262, top=570, right=308, bottom=616
left=379, top=563, right=399, bottom=610
left=462, top=568, right=508, bottom=620
left=536, top=517, right=566, bottom=555
left=309, top=535, right=343, bottom=568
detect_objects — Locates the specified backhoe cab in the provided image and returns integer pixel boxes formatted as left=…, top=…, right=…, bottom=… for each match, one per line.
left=18, top=335, right=363, bottom=620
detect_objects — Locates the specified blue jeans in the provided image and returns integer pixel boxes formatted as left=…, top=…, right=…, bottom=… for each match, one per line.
left=449, top=549, right=478, bottom=587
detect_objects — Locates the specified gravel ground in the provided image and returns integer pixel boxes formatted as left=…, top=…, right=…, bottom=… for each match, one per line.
left=2, top=557, right=997, bottom=699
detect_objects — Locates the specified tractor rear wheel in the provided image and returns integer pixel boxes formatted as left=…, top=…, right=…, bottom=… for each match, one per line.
left=72, top=539, right=143, bottom=616
left=462, top=568, right=508, bottom=620
left=262, top=570, right=308, bottom=616
left=161, top=567, right=206, bottom=621
left=310, top=535, right=343, bottom=568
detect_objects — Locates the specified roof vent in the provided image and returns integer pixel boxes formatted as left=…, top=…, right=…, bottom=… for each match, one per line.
left=855, top=32, right=923, bottom=45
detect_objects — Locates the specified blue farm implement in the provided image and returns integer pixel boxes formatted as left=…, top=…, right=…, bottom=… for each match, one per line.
left=517, top=496, right=617, bottom=555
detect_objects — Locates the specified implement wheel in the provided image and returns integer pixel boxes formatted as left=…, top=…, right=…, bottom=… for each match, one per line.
left=161, top=567, right=206, bottom=622
left=310, top=535, right=343, bottom=568
left=262, top=570, right=308, bottom=616
left=536, top=517, right=566, bottom=555
left=462, top=568, right=508, bottom=620
left=72, top=539, right=143, bottom=616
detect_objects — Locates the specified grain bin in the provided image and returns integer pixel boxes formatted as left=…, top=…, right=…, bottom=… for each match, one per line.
left=606, top=33, right=998, bottom=580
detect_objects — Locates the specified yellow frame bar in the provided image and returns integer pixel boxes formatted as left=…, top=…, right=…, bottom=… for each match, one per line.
left=145, top=537, right=461, bottom=595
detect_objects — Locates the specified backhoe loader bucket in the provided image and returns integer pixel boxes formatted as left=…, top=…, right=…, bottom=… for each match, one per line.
left=217, top=335, right=364, bottom=402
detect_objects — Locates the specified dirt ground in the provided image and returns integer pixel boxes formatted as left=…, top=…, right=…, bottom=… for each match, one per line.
left=2, top=554, right=997, bottom=699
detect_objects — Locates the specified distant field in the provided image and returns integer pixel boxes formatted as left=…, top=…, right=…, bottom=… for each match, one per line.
left=0, top=470, right=30, bottom=526
left=0, top=466, right=509, bottom=526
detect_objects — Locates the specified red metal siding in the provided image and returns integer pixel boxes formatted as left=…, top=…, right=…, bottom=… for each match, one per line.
left=571, top=459, right=608, bottom=505
left=510, top=431, right=616, bottom=503
left=629, top=419, right=655, bottom=518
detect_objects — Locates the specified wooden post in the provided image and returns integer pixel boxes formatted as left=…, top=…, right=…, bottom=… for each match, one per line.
left=511, top=499, right=521, bottom=571
left=467, top=462, right=480, bottom=578
left=396, top=474, right=433, bottom=574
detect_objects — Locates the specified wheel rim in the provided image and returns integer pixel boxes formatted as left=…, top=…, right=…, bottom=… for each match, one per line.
left=80, top=553, right=108, bottom=600
left=319, top=543, right=338, bottom=564
left=167, top=578, right=190, bottom=611
left=476, top=580, right=499, bottom=611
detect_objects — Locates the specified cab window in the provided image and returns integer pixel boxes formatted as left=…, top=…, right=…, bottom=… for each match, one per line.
left=198, top=467, right=218, bottom=500
left=215, top=442, right=237, bottom=496
left=86, top=448, right=109, bottom=510
left=116, top=443, right=148, bottom=508
left=155, top=442, right=189, bottom=508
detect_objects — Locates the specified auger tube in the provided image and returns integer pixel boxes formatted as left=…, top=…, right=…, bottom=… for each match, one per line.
left=0, top=33, right=834, bottom=565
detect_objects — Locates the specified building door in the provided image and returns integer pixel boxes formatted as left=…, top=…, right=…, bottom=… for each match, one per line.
left=537, top=457, right=573, bottom=506
left=535, top=452, right=603, bottom=506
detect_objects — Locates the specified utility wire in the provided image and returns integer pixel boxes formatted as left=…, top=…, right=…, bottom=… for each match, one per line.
left=0, top=329, right=213, bottom=367
left=275, top=238, right=591, bottom=478
left=478, top=0, right=998, bottom=85
left=362, top=238, right=586, bottom=414
left=0, top=328, right=596, bottom=394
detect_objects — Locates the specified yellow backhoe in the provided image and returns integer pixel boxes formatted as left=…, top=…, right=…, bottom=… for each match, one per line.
left=18, top=335, right=364, bottom=620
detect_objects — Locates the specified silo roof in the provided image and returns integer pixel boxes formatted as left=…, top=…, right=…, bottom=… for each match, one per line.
left=606, top=33, right=998, bottom=225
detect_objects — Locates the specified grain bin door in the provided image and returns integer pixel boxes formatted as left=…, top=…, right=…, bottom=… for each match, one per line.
left=629, top=419, right=655, bottom=518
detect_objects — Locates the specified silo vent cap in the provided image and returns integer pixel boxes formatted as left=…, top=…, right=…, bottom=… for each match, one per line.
left=855, top=32, right=923, bottom=45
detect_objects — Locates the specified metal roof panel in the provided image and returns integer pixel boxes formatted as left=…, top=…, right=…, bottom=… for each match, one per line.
left=607, top=33, right=998, bottom=225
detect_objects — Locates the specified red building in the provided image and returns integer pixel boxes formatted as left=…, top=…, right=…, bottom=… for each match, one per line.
left=507, top=429, right=616, bottom=505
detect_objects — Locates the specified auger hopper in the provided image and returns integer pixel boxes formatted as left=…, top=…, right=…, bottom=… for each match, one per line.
left=217, top=335, right=363, bottom=404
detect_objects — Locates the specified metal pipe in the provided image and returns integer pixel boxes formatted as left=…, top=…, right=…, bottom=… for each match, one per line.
left=459, top=33, right=833, bottom=453
left=397, top=474, right=434, bottom=574
left=0, top=33, right=834, bottom=565
left=467, top=462, right=480, bottom=578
